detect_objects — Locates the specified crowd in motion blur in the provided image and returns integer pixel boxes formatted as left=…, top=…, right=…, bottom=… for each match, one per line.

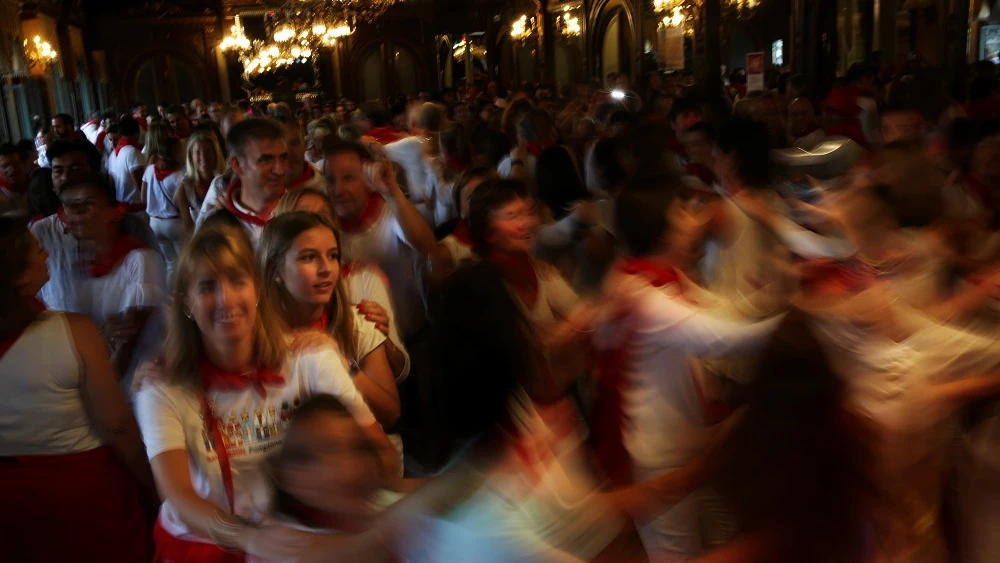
left=2, top=61, right=1000, bottom=563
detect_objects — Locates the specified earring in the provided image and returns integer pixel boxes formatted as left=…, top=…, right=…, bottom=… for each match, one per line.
left=274, top=276, right=282, bottom=284
left=183, top=310, right=192, bottom=319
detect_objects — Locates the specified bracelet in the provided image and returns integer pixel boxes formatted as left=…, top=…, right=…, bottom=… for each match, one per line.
left=207, top=510, right=256, bottom=549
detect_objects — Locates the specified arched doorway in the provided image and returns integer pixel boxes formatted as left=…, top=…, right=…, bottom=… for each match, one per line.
left=356, top=42, right=425, bottom=99
left=593, top=1, right=634, bottom=84
left=128, top=52, right=207, bottom=108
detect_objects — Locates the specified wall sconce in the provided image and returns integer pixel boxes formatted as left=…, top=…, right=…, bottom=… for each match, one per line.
left=24, top=35, right=58, bottom=71
left=510, top=14, right=535, bottom=42
left=556, top=6, right=581, bottom=37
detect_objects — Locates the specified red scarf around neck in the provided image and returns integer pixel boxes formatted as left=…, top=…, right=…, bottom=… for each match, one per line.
left=485, top=250, right=539, bottom=307
left=87, top=234, right=146, bottom=278
left=199, top=355, right=285, bottom=398
left=525, top=139, right=555, bottom=158
left=451, top=220, right=474, bottom=247
left=287, top=165, right=315, bottom=189
left=616, top=256, right=683, bottom=288
left=224, top=178, right=283, bottom=227
left=0, top=298, right=46, bottom=360
left=114, top=137, right=141, bottom=157
left=153, top=163, right=178, bottom=182
left=0, top=173, right=24, bottom=194
left=307, top=311, right=330, bottom=332
left=367, top=126, right=403, bottom=145
left=340, top=195, right=386, bottom=233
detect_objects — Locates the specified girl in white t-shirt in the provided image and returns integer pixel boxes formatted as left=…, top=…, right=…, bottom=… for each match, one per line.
left=259, top=211, right=401, bottom=427
left=276, top=187, right=410, bottom=381
left=134, top=222, right=393, bottom=561
left=175, top=131, right=226, bottom=238
left=142, top=134, right=185, bottom=281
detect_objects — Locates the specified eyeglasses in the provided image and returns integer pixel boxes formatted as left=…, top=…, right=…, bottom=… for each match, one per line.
left=60, top=197, right=98, bottom=214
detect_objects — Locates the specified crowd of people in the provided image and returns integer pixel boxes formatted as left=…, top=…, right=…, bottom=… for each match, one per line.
left=1, top=58, right=1000, bottom=563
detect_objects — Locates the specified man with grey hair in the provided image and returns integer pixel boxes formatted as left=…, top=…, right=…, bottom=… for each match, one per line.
left=383, top=102, right=445, bottom=223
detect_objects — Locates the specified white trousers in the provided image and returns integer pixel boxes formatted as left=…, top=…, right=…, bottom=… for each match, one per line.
left=149, top=216, right=184, bottom=285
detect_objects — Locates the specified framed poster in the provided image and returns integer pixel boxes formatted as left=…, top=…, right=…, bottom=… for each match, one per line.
left=981, top=25, right=1000, bottom=63
left=746, top=52, right=765, bottom=92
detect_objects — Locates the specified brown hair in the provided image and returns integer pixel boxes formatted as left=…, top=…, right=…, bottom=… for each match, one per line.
left=258, top=211, right=357, bottom=362
left=0, top=217, right=40, bottom=339
left=164, top=222, right=288, bottom=387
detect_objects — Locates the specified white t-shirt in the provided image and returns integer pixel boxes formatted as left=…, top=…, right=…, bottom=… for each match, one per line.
left=384, top=136, right=432, bottom=218
left=343, top=263, right=411, bottom=382
left=143, top=166, right=183, bottom=219
left=341, top=201, right=427, bottom=340
left=198, top=174, right=228, bottom=218
left=195, top=179, right=272, bottom=247
left=81, top=121, right=101, bottom=145
left=439, top=234, right=476, bottom=267
left=518, top=263, right=579, bottom=332
left=497, top=154, right=537, bottom=182
left=0, top=311, right=103, bottom=456
left=596, top=270, right=782, bottom=469
left=109, top=145, right=145, bottom=204
left=135, top=345, right=376, bottom=541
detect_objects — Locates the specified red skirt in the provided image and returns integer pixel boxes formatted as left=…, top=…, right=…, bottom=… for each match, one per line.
left=154, top=518, right=244, bottom=563
left=0, top=445, right=151, bottom=562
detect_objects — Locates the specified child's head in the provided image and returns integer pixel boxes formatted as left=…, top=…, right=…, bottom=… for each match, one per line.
left=271, top=395, right=383, bottom=523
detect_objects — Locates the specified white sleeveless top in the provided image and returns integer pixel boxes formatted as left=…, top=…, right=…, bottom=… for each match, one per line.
left=0, top=311, right=103, bottom=456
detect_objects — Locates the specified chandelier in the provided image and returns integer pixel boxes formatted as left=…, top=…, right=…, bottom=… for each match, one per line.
left=510, top=14, right=535, bottom=43
left=23, top=35, right=57, bottom=71
left=653, top=0, right=697, bottom=35
left=221, top=0, right=404, bottom=78
left=555, top=5, right=582, bottom=38
left=723, top=0, right=760, bottom=19
left=453, top=36, right=487, bottom=63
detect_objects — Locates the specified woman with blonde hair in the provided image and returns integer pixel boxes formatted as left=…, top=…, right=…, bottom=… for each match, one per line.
left=134, top=222, right=391, bottom=561
left=175, top=131, right=226, bottom=236
left=258, top=211, right=400, bottom=426
left=275, top=187, right=411, bottom=382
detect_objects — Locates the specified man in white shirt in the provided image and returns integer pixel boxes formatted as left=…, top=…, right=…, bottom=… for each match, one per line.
left=80, top=111, right=102, bottom=144
left=196, top=118, right=287, bottom=245
left=108, top=116, right=146, bottom=212
left=497, top=108, right=556, bottom=182
left=595, top=179, right=782, bottom=562
left=384, top=102, right=445, bottom=223
left=324, top=140, right=437, bottom=342
left=275, top=115, right=325, bottom=191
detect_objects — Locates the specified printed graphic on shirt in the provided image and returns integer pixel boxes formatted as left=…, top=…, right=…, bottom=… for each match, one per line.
left=202, top=397, right=303, bottom=459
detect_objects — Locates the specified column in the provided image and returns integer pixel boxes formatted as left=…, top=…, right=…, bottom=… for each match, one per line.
left=535, top=0, right=556, bottom=83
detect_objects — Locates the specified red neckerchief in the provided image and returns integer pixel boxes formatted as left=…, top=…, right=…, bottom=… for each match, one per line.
left=153, top=164, right=177, bottom=182
left=799, top=257, right=876, bottom=295
left=95, top=130, right=108, bottom=154
left=451, top=220, right=474, bottom=247
left=685, top=162, right=716, bottom=186
left=0, top=298, right=46, bottom=360
left=525, top=139, right=554, bottom=158
left=199, top=355, right=286, bottom=398
left=85, top=119, right=99, bottom=128
left=224, top=178, right=283, bottom=227
left=86, top=234, right=146, bottom=278
left=114, top=137, right=141, bottom=157
left=307, top=311, right=329, bottom=332
left=287, top=165, right=315, bottom=189
left=616, top=256, right=683, bottom=288
left=793, top=123, right=821, bottom=139
left=135, top=118, right=147, bottom=131
left=962, top=173, right=996, bottom=210
left=340, top=194, right=386, bottom=233
left=445, top=155, right=468, bottom=172
left=0, top=173, right=24, bottom=194
left=366, top=126, right=403, bottom=145
left=485, top=250, right=539, bottom=307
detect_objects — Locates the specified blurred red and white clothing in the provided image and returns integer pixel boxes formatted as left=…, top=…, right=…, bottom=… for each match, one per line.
left=340, top=196, right=427, bottom=341
left=135, top=345, right=376, bottom=543
left=143, top=165, right=185, bottom=280
left=342, top=262, right=411, bottom=382
left=196, top=177, right=281, bottom=247
left=109, top=140, right=146, bottom=208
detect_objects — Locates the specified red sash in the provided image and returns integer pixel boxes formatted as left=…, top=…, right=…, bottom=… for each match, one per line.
left=1, top=446, right=152, bottom=562
left=340, top=194, right=385, bottom=233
